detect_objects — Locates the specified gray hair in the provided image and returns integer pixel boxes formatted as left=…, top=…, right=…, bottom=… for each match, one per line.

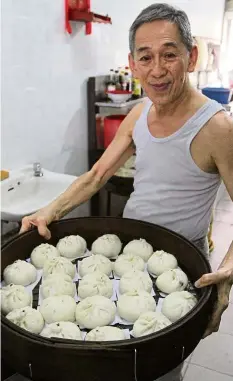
left=129, top=3, right=193, bottom=55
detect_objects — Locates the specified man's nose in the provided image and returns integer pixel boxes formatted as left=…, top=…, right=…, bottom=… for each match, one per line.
left=150, top=56, right=167, bottom=78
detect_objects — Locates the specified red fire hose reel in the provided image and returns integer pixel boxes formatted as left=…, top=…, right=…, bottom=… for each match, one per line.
left=65, top=0, right=112, bottom=35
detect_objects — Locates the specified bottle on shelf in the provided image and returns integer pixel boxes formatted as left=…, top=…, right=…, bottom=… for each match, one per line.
left=110, top=69, right=114, bottom=81
left=114, top=70, right=122, bottom=90
left=122, top=73, right=128, bottom=91
left=114, top=70, right=119, bottom=83
left=125, top=67, right=133, bottom=92
left=123, top=72, right=129, bottom=91
left=105, top=66, right=137, bottom=94
left=132, top=78, right=142, bottom=99
left=106, top=69, right=116, bottom=92
left=119, top=69, right=125, bottom=87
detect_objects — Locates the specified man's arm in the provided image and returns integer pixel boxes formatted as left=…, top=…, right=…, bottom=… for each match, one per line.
left=212, top=113, right=233, bottom=270
left=20, top=103, right=144, bottom=237
left=195, top=112, right=233, bottom=337
left=48, top=102, right=144, bottom=220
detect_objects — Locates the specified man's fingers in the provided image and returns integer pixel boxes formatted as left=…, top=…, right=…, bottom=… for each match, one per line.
left=195, top=273, right=220, bottom=288
left=19, top=218, right=33, bottom=235
left=199, top=272, right=232, bottom=339
left=203, top=317, right=221, bottom=339
left=19, top=216, right=51, bottom=240
left=37, top=219, right=51, bottom=240
left=203, top=298, right=228, bottom=339
left=38, top=226, right=51, bottom=240
left=203, top=328, right=212, bottom=339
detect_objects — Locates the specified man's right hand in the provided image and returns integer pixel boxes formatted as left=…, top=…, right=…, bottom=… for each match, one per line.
left=20, top=210, right=52, bottom=240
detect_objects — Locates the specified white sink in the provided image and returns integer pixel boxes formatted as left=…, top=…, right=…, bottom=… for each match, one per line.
left=1, top=165, right=77, bottom=222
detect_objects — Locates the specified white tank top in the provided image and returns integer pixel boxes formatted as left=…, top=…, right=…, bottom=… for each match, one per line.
left=123, top=98, right=224, bottom=242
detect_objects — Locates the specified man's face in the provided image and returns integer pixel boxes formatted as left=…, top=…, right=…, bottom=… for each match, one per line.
left=129, top=20, right=197, bottom=106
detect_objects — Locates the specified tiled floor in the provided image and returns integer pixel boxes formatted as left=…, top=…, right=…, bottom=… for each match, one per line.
left=183, top=188, right=233, bottom=381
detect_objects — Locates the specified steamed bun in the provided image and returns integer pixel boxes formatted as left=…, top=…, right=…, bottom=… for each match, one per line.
left=78, top=271, right=113, bottom=299
left=30, top=243, right=60, bottom=269
left=147, top=250, right=177, bottom=277
left=41, top=274, right=75, bottom=299
left=79, top=255, right=112, bottom=278
left=113, top=254, right=144, bottom=278
left=40, top=295, right=76, bottom=324
left=40, top=321, right=82, bottom=340
left=43, top=257, right=75, bottom=279
left=1, top=284, right=31, bottom=315
left=91, top=234, right=122, bottom=258
left=123, top=239, right=153, bottom=262
left=76, top=295, right=116, bottom=329
left=156, top=268, right=188, bottom=294
left=6, top=306, right=44, bottom=334
left=119, top=270, right=153, bottom=294
left=3, top=260, right=37, bottom=286
left=162, top=291, right=197, bottom=322
left=117, top=291, right=156, bottom=322
left=86, top=326, right=125, bottom=341
left=57, top=235, right=87, bottom=259
left=132, top=311, right=172, bottom=337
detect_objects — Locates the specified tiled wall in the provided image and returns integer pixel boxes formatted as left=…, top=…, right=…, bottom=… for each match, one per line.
left=1, top=0, right=226, bottom=217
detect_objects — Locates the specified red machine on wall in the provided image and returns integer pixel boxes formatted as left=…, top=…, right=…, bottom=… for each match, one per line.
left=65, top=0, right=112, bottom=35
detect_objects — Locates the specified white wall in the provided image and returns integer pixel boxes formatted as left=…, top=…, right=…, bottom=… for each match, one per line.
left=1, top=0, right=225, bottom=216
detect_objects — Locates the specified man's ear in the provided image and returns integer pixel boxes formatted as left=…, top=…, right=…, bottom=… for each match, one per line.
left=188, top=45, right=198, bottom=73
left=129, top=52, right=138, bottom=79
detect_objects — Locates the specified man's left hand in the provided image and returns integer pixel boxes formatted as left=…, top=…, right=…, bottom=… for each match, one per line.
left=195, top=267, right=233, bottom=338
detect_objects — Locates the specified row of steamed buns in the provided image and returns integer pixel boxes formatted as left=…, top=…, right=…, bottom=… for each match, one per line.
left=3, top=234, right=189, bottom=291
left=1, top=234, right=197, bottom=341
left=2, top=289, right=197, bottom=342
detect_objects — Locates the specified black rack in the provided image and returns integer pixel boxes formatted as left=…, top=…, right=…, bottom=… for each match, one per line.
left=87, top=75, right=144, bottom=216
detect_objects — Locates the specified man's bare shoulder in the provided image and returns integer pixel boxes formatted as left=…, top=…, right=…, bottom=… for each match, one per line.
left=202, top=110, right=233, bottom=179
left=205, top=111, right=233, bottom=147
left=119, top=99, right=147, bottom=137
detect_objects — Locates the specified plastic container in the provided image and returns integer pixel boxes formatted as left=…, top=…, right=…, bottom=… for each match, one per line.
left=104, top=115, right=126, bottom=148
left=96, top=115, right=104, bottom=149
left=202, top=87, right=231, bottom=104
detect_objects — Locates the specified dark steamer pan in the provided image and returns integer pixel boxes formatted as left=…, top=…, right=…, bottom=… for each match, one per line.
left=1, top=217, right=216, bottom=381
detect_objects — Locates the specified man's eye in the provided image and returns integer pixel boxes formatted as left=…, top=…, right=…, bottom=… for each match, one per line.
left=139, top=56, right=151, bottom=62
left=164, top=53, right=177, bottom=59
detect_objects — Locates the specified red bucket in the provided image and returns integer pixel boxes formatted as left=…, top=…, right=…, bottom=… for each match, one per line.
left=104, top=115, right=126, bottom=148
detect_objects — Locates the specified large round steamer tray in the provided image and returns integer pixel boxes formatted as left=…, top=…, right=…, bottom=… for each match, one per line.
left=1, top=217, right=216, bottom=381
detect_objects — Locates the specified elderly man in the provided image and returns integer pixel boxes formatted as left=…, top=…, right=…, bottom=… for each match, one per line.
left=20, top=3, right=233, bottom=380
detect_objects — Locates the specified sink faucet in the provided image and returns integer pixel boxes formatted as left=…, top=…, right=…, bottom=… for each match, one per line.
left=33, top=162, right=43, bottom=177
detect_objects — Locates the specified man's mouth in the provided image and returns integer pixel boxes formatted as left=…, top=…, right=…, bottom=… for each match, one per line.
left=150, top=83, right=171, bottom=92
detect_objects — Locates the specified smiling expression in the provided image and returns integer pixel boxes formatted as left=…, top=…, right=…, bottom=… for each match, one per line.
left=129, top=20, right=198, bottom=106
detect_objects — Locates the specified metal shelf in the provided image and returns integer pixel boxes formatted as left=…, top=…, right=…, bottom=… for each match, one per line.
left=95, top=97, right=146, bottom=108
